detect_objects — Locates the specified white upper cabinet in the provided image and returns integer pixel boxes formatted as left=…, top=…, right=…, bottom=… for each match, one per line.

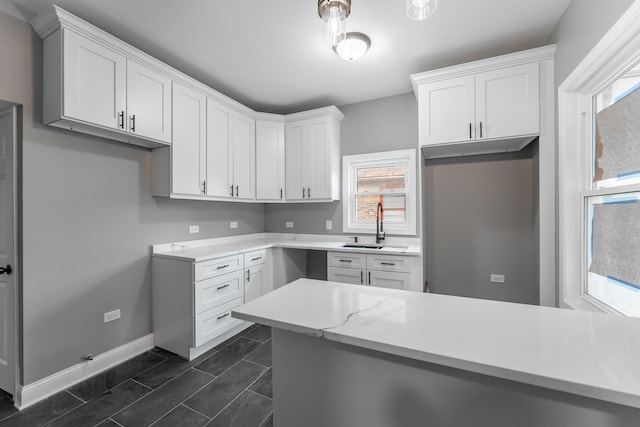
left=205, top=99, right=255, bottom=200
left=126, top=60, right=172, bottom=143
left=285, top=107, right=342, bottom=202
left=411, top=47, right=549, bottom=154
left=61, top=29, right=127, bottom=131
left=170, top=82, right=207, bottom=196
left=256, top=118, right=286, bottom=201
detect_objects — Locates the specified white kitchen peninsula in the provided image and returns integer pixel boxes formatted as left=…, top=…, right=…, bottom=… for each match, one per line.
left=232, top=279, right=640, bottom=427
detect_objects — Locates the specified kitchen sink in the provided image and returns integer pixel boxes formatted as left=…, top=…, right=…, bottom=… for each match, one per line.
left=341, top=243, right=384, bottom=249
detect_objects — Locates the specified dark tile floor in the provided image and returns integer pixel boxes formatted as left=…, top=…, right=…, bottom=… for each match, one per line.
left=0, top=325, right=273, bottom=427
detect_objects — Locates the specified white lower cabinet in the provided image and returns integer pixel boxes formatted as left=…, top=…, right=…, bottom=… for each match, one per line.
left=244, top=250, right=266, bottom=303
left=327, top=252, right=414, bottom=290
left=152, top=254, right=249, bottom=360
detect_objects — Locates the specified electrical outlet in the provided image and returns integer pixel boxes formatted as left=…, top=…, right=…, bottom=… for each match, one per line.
left=490, top=274, right=506, bottom=283
left=230, top=221, right=238, bottom=229
left=104, top=309, right=121, bottom=323
left=285, top=221, right=294, bottom=228
left=326, top=220, right=332, bottom=230
left=189, top=225, right=199, bottom=234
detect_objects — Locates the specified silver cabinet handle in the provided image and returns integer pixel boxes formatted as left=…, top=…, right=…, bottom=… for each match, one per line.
left=119, top=111, right=125, bottom=129
left=230, top=185, right=234, bottom=196
left=339, top=259, right=352, bottom=263
left=308, top=187, right=311, bottom=198
left=480, top=121, right=483, bottom=138
left=469, top=123, right=472, bottom=139
left=235, top=185, right=239, bottom=197
left=302, top=188, right=306, bottom=198
left=247, top=270, right=250, bottom=282
left=216, top=264, right=230, bottom=270
left=217, top=313, right=229, bottom=320
left=380, top=262, right=396, bottom=266
left=202, top=181, right=206, bottom=195
left=360, top=270, right=363, bottom=284
left=280, top=188, right=283, bottom=199
left=130, top=114, right=136, bottom=132
left=368, top=271, right=371, bottom=285
left=217, top=284, right=230, bottom=290
left=251, top=257, right=262, bottom=261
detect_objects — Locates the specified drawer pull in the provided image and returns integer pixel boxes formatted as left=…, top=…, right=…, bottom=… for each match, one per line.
left=217, top=313, right=229, bottom=320
left=251, top=257, right=262, bottom=261
left=380, top=262, right=396, bottom=266
left=339, top=259, right=352, bottom=263
left=216, top=264, right=230, bottom=270
left=216, top=284, right=230, bottom=290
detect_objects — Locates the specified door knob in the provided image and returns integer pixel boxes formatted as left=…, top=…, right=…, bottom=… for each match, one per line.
left=0, top=265, right=12, bottom=275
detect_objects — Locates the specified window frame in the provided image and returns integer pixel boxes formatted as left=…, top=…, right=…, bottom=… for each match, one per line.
left=559, top=3, right=640, bottom=315
left=342, top=149, right=417, bottom=235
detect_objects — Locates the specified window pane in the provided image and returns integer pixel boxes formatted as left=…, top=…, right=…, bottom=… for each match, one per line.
left=357, top=165, right=406, bottom=193
left=355, top=194, right=406, bottom=223
left=593, top=64, right=640, bottom=188
left=587, top=192, right=640, bottom=316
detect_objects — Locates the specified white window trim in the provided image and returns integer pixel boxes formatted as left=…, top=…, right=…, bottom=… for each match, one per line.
left=342, top=149, right=417, bottom=235
left=558, top=2, right=640, bottom=314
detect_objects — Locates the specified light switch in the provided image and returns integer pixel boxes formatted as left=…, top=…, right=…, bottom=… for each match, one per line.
left=326, top=220, right=332, bottom=230
left=490, top=274, right=506, bottom=283
left=285, top=221, right=294, bottom=228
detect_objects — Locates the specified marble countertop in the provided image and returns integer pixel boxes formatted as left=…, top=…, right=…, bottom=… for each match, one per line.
left=152, top=233, right=421, bottom=262
left=232, top=278, right=640, bottom=409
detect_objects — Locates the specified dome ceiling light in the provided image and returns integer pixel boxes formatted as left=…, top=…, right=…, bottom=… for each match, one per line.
left=333, top=32, right=371, bottom=61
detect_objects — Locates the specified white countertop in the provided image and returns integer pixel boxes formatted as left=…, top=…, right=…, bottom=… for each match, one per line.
left=232, top=278, right=640, bottom=409
left=152, top=233, right=421, bottom=262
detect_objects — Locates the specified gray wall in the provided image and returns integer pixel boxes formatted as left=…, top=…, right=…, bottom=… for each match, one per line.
left=550, top=0, right=636, bottom=87
left=0, top=12, right=265, bottom=384
left=424, top=149, right=537, bottom=304
left=265, top=93, right=419, bottom=235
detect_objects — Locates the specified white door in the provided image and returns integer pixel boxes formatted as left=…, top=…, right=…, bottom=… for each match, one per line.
left=126, top=60, right=172, bottom=143
left=232, top=113, right=256, bottom=200
left=206, top=99, right=233, bottom=198
left=418, top=75, right=475, bottom=145
left=63, top=29, right=126, bottom=130
left=171, top=82, right=206, bottom=196
left=306, top=117, right=331, bottom=200
left=245, top=265, right=263, bottom=303
left=256, top=120, right=285, bottom=201
left=475, top=63, right=539, bottom=140
left=285, top=121, right=306, bottom=200
left=0, top=107, right=17, bottom=394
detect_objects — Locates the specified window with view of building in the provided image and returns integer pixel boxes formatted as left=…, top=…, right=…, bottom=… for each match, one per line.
left=343, top=149, right=416, bottom=235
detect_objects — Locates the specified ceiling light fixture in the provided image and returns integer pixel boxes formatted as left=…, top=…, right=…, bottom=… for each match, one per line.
left=333, top=32, right=371, bottom=61
left=318, top=0, right=351, bottom=46
left=407, top=0, right=437, bottom=20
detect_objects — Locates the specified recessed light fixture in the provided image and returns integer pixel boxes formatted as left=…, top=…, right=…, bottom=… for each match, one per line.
left=407, top=0, right=437, bottom=20
left=333, top=32, right=371, bottom=61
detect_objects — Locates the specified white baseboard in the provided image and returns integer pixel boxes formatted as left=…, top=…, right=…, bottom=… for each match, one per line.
left=15, top=334, right=154, bottom=410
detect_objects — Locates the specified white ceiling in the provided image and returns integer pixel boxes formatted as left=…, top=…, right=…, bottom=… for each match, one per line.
left=3, top=0, right=571, bottom=114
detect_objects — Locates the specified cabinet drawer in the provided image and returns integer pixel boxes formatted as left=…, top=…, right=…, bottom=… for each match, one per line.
left=367, top=255, right=411, bottom=273
left=194, top=270, right=244, bottom=315
left=244, top=249, right=266, bottom=268
left=194, top=297, right=244, bottom=347
left=195, top=254, right=243, bottom=281
left=327, top=252, right=367, bottom=269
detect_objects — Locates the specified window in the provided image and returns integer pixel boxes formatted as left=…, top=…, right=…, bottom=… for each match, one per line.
left=585, top=67, right=640, bottom=316
left=559, top=6, right=640, bottom=316
left=343, top=149, right=416, bottom=235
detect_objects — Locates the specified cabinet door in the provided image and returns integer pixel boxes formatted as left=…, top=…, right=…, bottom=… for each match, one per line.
left=418, top=75, right=475, bottom=145
left=171, top=82, right=206, bottom=196
left=232, top=113, right=256, bottom=200
left=256, top=120, right=285, bottom=200
left=475, top=63, right=539, bottom=140
left=206, top=99, right=233, bottom=198
left=368, top=270, right=411, bottom=290
left=245, top=265, right=263, bottom=303
left=126, top=60, right=172, bottom=143
left=328, top=267, right=365, bottom=286
left=63, top=29, right=126, bottom=130
left=285, top=121, right=306, bottom=200
left=306, top=117, right=332, bottom=200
